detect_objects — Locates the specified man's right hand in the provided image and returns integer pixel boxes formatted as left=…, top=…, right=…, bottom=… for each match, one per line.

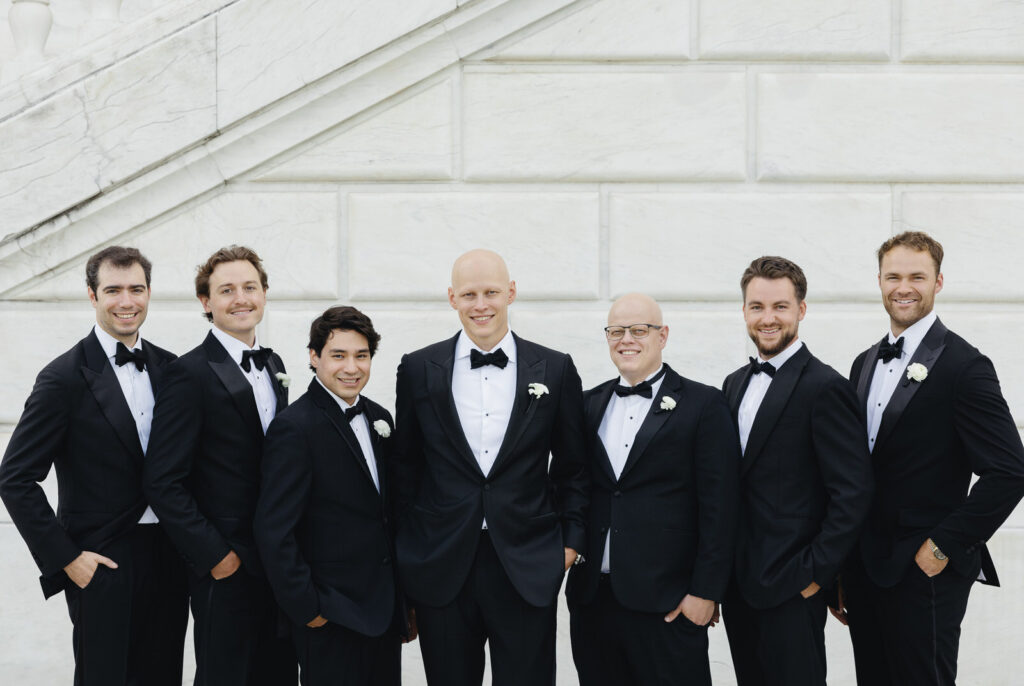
left=307, top=615, right=328, bottom=628
left=210, top=550, right=241, bottom=580
left=64, top=551, right=118, bottom=589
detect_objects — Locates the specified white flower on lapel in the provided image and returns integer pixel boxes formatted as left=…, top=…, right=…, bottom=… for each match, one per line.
left=274, top=372, right=290, bottom=388
left=659, top=396, right=677, bottom=411
left=528, top=383, right=549, bottom=399
left=906, top=363, right=928, bottom=383
left=373, top=420, right=392, bottom=438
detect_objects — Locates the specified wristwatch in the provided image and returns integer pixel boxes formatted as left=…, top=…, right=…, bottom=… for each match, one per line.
left=573, top=553, right=586, bottom=566
left=928, top=538, right=947, bottom=561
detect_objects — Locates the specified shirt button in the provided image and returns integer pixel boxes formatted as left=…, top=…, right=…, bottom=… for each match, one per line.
left=484, top=484, right=491, bottom=491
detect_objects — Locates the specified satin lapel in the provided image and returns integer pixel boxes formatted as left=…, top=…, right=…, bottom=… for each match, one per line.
left=588, top=382, right=618, bottom=483
left=618, top=369, right=682, bottom=482
left=81, top=333, right=144, bottom=460
left=727, top=366, right=754, bottom=420
left=309, top=381, right=374, bottom=487
left=363, top=402, right=387, bottom=496
left=426, top=335, right=482, bottom=477
left=857, top=340, right=883, bottom=408
left=741, top=346, right=811, bottom=476
left=491, top=337, right=546, bottom=475
left=142, top=340, right=167, bottom=395
left=204, top=333, right=263, bottom=445
left=265, top=354, right=289, bottom=410
left=873, top=320, right=948, bottom=454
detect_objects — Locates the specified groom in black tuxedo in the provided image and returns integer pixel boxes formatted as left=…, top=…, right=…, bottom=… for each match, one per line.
left=722, top=256, right=873, bottom=686
left=566, top=293, right=739, bottom=686
left=838, top=232, right=1024, bottom=686
left=393, top=249, right=589, bottom=686
left=145, top=245, right=296, bottom=686
left=0, top=246, right=188, bottom=686
left=255, top=306, right=410, bottom=686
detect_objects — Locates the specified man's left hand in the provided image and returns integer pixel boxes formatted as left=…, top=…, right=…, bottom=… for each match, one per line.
left=800, top=581, right=821, bottom=598
left=564, top=547, right=578, bottom=572
left=665, top=594, right=715, bottom=626
left=915, top=538, right=949, bottom=577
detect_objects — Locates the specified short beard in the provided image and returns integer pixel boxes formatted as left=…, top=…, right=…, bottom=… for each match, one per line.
left=750, top=328, right=796, bottom=359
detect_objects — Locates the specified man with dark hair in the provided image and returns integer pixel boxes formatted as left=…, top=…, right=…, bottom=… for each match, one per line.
left=566, top=293, right=738, bottom=686
left=393, top=248, right=589, bottom=686
left=838, top=231, right=1024, bottom=686
left=145, top=245, right=296, bottom=686
left=722, top=256, right=872, bottom=686
left=0, top=246, right=188, bottom=686
left=255, top=305, right=411, bottom=686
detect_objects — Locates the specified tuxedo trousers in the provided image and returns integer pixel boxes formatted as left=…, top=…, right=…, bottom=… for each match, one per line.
left=569, top=574, right=711, bottom=686
left=844, top=556, right=973, bottom=686
left=722, top=582, right=827, bottom=686
left=415, top=530, right=557, bottom=686
left=64, top=524, right=189, bottom=686
left=189, top=565, right=297, bottom=686
left=292, top=619, right=401, bottom=686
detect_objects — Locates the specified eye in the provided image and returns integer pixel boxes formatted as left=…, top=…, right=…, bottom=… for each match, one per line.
left=357, top=353, right=369, bottom=359
left=220, top=288, right=231, bottom=295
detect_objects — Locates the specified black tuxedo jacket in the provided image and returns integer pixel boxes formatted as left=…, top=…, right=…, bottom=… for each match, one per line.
left=255, top=380, right=398, bottom=636
left=850, top=319, right=1024, bottom=587
left=393, top=332, right=589, bottom=608
left=144, top=331, right=288, bottom=577
left=0, top=330, right=176, bottom=598
left=565, top=365, right=739, bottom=612
left=723, top=345, right=873, bottom=610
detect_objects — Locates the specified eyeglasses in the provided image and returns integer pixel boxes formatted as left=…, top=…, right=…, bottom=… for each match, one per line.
left=604, top=324, right=663, bottom=341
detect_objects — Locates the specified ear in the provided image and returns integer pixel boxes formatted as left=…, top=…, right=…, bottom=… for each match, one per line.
left=507, top=280, right=517, bottom=305
left=308, top=348, right=319, bottom=371
left=199, top=295, right=212, bottom=314
left=658, top=324, right=669, bottom=349
left=934, top=272, right=944, bottom=295
left=797, top=300, right=807, bottom=321
left=88, top=288, right=98, bottom=307
left=447, top=287, right=457, bottom=311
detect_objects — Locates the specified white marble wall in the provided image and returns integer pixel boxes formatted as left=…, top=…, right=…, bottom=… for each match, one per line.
left=2, top=0, right=1024, bottom=684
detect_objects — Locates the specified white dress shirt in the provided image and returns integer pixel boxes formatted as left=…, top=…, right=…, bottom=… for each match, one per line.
left=598, top=365, right=665, bottom=573
left=737, top=340, right=804, bottom=455
left=210, top=326, right=277, bottom=434
left=315, top=379, right=379, bottom=492
left=94, top=325, right=159, bottom=524
left=865, top=311, right=937, bottom=452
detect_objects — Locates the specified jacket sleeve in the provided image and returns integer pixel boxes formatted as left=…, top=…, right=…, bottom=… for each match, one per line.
left=392, top=353, right=425, bottom=520
left=548, top=355, right=590, bottom=555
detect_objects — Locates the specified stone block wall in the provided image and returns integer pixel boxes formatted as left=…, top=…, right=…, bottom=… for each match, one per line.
left=2, top=1, right=1024, bottom=683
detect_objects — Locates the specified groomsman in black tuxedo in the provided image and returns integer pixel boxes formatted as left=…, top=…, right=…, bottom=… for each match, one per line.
left=255, top=306, right=411, bottom=686
left=837, top=232, right=1024, bottom=686
left=722, top=256, right=873, bottom=686
left=145, top=245, right=296, bottom=686
left=0, top=246, right=188, bottom=686
left=566, top=293, right=739, bottom=686
left=393, top=249, right=589, bottom=686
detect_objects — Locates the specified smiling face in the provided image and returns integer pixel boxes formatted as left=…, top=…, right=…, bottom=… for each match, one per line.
left=743, top=276, right=806, bottom=360
left=89, top=261, right=150, bottom=346
left=310, top=329, right=372, bottom=406
left=606, top=293, right=668, bottom=386
left=199, top=259, right=267, bottom=346
left=448, top=250, right=516, bottom=351
left=879, top=246, right=943, bottom=336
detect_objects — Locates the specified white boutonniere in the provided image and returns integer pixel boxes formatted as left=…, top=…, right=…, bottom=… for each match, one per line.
left=373, top=419, right=392, bottom=438
left=659, top=396, right=676, bottom=411
left=274, top=372, right=290, bottom=388
left=906, top=363, right=928, bottom=383
left=528, top=383, right=549, bottom=399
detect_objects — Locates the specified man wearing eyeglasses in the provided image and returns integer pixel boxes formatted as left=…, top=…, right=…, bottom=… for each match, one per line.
left=566, top=293, right=739, bottom=686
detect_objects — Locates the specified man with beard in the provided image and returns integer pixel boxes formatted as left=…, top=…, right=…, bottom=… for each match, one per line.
left=722, top=256, right=873, bottom=686
left=837, top=232, right=1024, bottom=685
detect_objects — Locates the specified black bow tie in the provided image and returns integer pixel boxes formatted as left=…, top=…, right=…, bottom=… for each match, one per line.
left=344, top=399, right=364, bottom=421
left=470, top=348, right=509, bottom=370
left=878, top=337, right=904, bottom=364
left=115, top=342, right=147, bottom=371
left=749, top=357, right=776, bottom=378
left=241, top=347, right=273, bottom=372
left=614, top=366, right=667, bottom=398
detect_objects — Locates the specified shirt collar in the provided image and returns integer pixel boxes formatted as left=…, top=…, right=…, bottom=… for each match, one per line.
left=887, top=311, right=937, bottom=362
left=93, top=324, right=142, bottom=359
left=758, top=338, right=803, bottom=370
left=455, top=328, right=517, bottom=365
left=314, top=377, right=361, bottom=412
left=210, top=325, right=261, bottom=367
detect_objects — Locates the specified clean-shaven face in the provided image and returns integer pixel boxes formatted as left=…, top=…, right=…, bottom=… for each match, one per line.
left=448, top=250, right=516, bottom=352
left=89, top=261, right=150, bottom=347
left=310, top=329, right=372, bottom=406
left=200, top=259, right=267, bottom=346
left=606, top=293, right=668, bottom=386
left=879, top=246, right=943, bottom=336
left=743, top=277, right=805, bottom=360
